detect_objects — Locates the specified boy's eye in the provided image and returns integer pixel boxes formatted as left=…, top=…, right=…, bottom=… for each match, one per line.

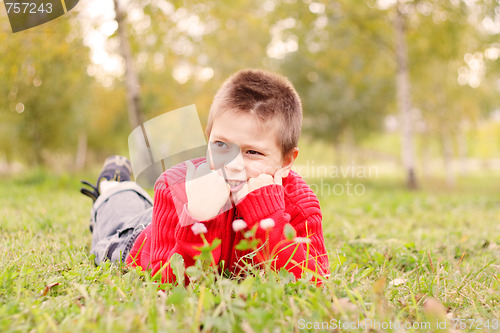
left=246, top=150, right=262, bottom=155
left=214, top=141, right=228, bottom=149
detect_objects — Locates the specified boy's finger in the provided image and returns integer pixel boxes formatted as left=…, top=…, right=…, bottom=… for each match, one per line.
left=274, top=168, right=284, bottom=186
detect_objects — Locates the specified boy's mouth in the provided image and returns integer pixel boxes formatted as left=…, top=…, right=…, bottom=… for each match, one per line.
left=226, top=180, right=245, bottom=192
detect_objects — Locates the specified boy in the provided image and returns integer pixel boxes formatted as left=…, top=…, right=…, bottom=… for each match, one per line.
left=81, top=69, right=330, bottom=284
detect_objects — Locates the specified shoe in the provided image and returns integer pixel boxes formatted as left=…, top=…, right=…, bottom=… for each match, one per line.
left=80, top=155, right=133, bottom=201
left=80, top=155, right=133, bottom=232
left=96, top=155, right=133, bottom=186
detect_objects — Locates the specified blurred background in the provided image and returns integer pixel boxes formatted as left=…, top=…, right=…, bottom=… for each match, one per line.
left=1, top=0, right=499, bottom=190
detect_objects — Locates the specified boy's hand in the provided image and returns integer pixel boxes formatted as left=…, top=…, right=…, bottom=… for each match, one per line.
left=246, top=168, right=285, bottom=193
left=185, top=160, right=230, bottom=221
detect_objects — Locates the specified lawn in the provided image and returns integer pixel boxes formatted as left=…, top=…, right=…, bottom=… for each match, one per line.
left=0, top=169, right=499, bottom=332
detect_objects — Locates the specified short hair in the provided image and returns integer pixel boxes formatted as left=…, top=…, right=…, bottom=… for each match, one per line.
left=205, top=69, right=303, bottom=156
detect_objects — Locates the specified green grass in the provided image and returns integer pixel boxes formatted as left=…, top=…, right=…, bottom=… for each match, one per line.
left=0, top=170, right=499, bottom=332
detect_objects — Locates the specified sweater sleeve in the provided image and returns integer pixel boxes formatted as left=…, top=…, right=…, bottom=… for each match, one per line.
left=235, top=181, right=330, bottom=284
left=149, top=173, right=224, bottom=284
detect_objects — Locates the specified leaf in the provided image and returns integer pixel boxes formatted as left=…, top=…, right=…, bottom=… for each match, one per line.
left=170, top=253, right=185, bottom=285
left=235, top=239, right=259, bottom=251
left=195, top=238, right=222, bottom=262
left=238, top=276, right=255, bottom=296
left=42, top=282, right=60, bottom=296
left=283, top=223, right=297, bottom=240
left=186, top=265, right=203, bottom=279
left=359, top=266, right=374, bottom=279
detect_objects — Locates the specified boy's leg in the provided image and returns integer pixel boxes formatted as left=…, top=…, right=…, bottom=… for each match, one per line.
left=80, top=156, right=154, bottom=265
left=90, top=181, right=153, bottom=264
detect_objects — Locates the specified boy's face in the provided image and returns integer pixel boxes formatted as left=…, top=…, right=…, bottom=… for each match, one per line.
left=207, top=111, right=295, bottom=196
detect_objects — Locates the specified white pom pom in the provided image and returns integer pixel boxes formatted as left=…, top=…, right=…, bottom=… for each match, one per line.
left=232, top=219, right=247, bottom=232
left=259, top=218, right=275, bottom=230
left=191, top=222, right=208, bottom=235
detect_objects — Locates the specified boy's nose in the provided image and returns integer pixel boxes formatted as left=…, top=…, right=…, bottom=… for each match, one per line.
left=224, top=151, right=245, bottom=173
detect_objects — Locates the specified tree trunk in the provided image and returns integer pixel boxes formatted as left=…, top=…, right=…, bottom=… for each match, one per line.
left=395, top=4, right=418, bottom=190
left=113, top=0, right=144, bottom=130
left=113, top=0, right=156, bottom=168
left=75, top=132, right=87, bottom=170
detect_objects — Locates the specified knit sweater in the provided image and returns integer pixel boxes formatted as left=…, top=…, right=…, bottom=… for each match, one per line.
left=127, top=157, right=330, bottom=284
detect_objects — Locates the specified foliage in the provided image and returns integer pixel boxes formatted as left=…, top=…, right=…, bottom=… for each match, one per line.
left=279, top=0, right=395, bottom=145
left=0, top=171, right=498, bottom=332
left=279, top=0, right=499, bottom=154
left=1, top=0, right=500, bottom=173
left=0, top=10, right=92, bottom=165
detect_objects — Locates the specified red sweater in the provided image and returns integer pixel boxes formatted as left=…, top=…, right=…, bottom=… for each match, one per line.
left=127, top=158, right=330, bottom=284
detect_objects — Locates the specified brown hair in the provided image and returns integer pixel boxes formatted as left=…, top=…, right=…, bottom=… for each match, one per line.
left=205, top=69, right=303, bottom=156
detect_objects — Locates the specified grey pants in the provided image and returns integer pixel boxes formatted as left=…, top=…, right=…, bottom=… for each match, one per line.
left=90, top=181, right=153, bottom=265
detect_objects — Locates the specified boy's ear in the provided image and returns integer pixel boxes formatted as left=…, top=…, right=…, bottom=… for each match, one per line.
left=281, top=147, right=299, bottom=177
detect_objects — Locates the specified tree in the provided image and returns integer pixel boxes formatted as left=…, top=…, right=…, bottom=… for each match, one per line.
left=404, top=0, right=499, bottom=185
left=277, top=0, right=395, bottom=164
left=395, top=2, right=418, bottom=190
left=113, top=0, right=144, bottom=129
left=0, top=12, right=91, bottom=166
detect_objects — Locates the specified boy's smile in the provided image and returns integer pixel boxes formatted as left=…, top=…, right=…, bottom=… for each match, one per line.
left=207, top=111, right=287, bottom=195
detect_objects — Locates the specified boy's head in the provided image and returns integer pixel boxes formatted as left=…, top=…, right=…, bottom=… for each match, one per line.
left=206, top=69, right=302, bottom=157
left=205, top=69, right=302, bottom=192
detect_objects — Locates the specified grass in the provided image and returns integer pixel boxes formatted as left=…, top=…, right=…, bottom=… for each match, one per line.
left=0, top=169, right=499, bottom=332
